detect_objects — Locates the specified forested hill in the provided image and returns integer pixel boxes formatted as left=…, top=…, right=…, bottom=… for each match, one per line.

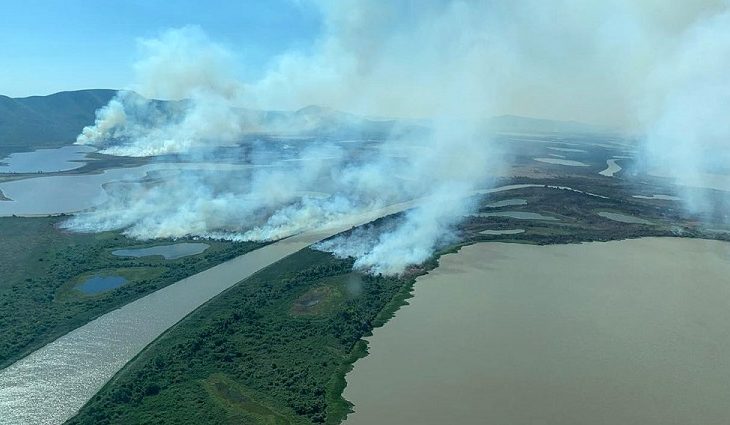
left=0, top=89, right=115, bottom=155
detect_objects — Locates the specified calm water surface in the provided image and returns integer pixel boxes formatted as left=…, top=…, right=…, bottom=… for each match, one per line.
left=633, top=194, right=681, bottom=201
left=477, top=211, right=558, bottom=221
left=546, top=146, right=587, bottom=153
left=76, top=276, right=127, bottom=294
left=479, top=229, right=525, bottom=235
left=344, top=238, right=730, bottom=425
left=599, top=159, right=621, bottom=177
left=597, top=211, right=652, bottom=225
left=0, top=146, right=94, bottom=174
left=534, top=157, right=589, bottom=167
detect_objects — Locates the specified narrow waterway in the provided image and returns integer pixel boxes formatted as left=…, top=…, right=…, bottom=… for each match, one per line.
left=0, top=183, right=611, bottom=424
left=0, top=197, right=420, bottom=425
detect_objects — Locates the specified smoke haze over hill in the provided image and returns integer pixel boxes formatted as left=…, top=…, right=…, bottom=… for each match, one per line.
left=67, top=0, right=730, bottom=271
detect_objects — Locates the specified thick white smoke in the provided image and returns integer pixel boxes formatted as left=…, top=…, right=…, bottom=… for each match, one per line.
left=76, top=26, right=246, bottom=156
left=67, top=3, right=503, bottom=275
left=69, top=1, right=730, bottom=274
left=249, top=0, right=730, bottom=219
left=639, top=6, right=730, bottom=214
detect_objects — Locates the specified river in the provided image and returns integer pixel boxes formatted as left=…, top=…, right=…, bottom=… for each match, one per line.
left=0, top=183, right=615, bottom=423
left=343, top=238, right=730, bottom=425
left=0, top=197, right=420, bottom=425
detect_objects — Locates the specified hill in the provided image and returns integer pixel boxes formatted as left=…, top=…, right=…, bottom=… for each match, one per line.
left=0, top=89, right=116, bottom=156
left=489, top=114, right=611, bottom=135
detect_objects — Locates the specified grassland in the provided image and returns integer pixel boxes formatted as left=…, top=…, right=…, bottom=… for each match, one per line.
left=0, top=216, right=261, bottom=369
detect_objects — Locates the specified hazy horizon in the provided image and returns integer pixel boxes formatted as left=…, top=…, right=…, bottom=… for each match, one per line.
left=3, top=0, right=728, bottom=129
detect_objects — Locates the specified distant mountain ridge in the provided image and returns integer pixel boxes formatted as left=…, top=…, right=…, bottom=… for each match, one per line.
left=0, top=90, right=609, bottom=157
left=489, top=114, right=611, bottom=135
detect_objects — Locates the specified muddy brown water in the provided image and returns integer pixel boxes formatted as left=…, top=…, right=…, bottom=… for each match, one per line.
left=344, top=238, right=730, bottom=425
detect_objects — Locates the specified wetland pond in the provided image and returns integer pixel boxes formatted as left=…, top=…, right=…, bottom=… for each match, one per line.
left=479, top=229, right=525, bottom=235
left=597, top=211, right=653, bottom=225
left=344, top=238, right=730, bottom=425
left=546, top=146, right=587, bottom=153
left=111, top=243, right=209, bottom=260
left=0, top=163, right=271, bottom=216
left=633, top=194, right=680, bottom=201
left=76, top=276, right=127, bottom=295
left=534, top=157, right=589, bottom=167
left=599, top=159, right=621, bottom=177
left=476, top=211, right=558, bottom=221
left=0, top=146, right=94, bottom=174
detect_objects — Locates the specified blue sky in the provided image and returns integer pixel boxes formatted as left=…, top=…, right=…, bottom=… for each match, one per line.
left=0, top=0, right=322, bottom=97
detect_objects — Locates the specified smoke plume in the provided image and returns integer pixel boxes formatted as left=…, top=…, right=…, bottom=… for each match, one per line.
left=76, top=26, right=246, bottom=156
left=66, top=2, right=508, bottom=275
left=69, top=1, right=730, bottom=273
left=638, top=6, right=730, bottom=214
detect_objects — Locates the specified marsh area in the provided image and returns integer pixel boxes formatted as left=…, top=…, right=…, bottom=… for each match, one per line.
left=0, top=146, right=94, bottom=174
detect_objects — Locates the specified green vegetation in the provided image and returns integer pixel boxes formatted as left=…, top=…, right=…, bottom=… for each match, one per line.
left=64, top=172, right=730, bottom=425
left=0, top=89, right=115, bottom=157
left=0, top=216, right=261, bottom=369
left=67, top=248, right=420, bottom=425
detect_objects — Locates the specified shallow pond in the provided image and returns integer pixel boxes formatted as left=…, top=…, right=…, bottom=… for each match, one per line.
left=534, top=157, right=589, bottom=167
left=479, top=229, right=525, bottom=235
left=597, top=211, right=653, bottom=225
left=0, top=146, right=95, bottom=174
left=546, top=146, right=587, bottom=153
left=599, top=159, right=621, bottom=177
left=344, top=238, right=730, bottom=425
left=632, top=194, right=680, bottom=201
left=112, top=243, right=210, bottom=260
left=484, top=198, right=527, bottom=208
left=477, top=211, right=558, bottom=221
left=76, top=275, right=127, bottom=294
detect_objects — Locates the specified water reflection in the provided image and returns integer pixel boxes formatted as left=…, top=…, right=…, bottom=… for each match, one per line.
left=77, top=276, right=127, bottom=294
left=0, top=146, right=94, bottom=174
